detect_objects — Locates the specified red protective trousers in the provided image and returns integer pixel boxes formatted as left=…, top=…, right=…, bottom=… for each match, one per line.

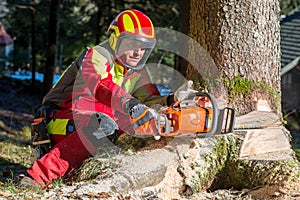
left=27, top=107, right=124, bottom=187
left=27, top=129, right=93, bottom=187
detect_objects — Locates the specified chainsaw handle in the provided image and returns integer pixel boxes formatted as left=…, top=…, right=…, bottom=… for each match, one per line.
left=157, top=114, right=171, bottom=135
left=206, top=92, right=219, bottom=136
left=192, top=92, right=219, bottom=137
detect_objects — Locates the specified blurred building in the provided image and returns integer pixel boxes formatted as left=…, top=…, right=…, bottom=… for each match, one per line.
left=280, top=9, right=300, bottom=111
left=0, top=24, right=13, bottom=70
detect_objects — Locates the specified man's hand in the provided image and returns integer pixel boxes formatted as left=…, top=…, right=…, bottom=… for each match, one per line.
left=174, top=80, right=198, bottom=101
left=129, top=103, right=157, bottom=130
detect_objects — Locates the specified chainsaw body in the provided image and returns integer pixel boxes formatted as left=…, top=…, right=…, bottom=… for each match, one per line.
left=158, top=100, right=213, bottom=137
left=134, top=92, right=236, bottom=137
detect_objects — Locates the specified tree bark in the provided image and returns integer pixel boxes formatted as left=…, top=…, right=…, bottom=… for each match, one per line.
left=183, top=0, right=281, bottom=114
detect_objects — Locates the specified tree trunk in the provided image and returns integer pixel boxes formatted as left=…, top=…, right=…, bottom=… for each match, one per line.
left=43, top=0, right=59, bottom=96
left=31, top=1, right=36, bottom=91
left=183, top=0, right=281, bottom=115
left=175, top=0, right=190, bottom=77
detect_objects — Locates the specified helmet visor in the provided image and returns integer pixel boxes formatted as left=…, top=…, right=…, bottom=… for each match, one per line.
left=115, top=35, right=156, bottom=70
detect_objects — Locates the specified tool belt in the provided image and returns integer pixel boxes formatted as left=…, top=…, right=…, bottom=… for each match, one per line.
left=31, top=117, right=51, bottom=158
left=30, top=102, right=60, bottom=161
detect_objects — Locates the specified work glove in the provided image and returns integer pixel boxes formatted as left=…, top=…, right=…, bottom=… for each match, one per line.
left=174, top=80, right=198, bottom=101
left=129, top=103, right=158, bottom=131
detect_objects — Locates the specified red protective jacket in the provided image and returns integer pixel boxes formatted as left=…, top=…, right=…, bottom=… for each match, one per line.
left=43, top=41, right=170, bottom=120
left=27, top=41, right=173, bottom=186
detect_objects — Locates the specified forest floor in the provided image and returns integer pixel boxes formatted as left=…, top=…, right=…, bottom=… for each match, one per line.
left=0, top=75, right=300, bottom=199
left=0, top=76, right=40, bottom=182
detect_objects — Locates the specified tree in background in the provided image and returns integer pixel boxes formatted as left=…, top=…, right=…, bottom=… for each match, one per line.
left=43, top=0, right=59, bottom=96
left=280, top=0, right=300, bottom=14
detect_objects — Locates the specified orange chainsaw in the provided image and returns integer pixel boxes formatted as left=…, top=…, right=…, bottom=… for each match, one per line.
left=134, top=92, right=236, bottom=138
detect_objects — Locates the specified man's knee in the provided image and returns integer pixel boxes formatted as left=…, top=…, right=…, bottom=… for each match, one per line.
left=83, top=112, right=119, bottom=146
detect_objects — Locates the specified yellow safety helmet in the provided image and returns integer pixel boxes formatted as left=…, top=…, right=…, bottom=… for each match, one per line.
left=107, top=9, right=156, bottom=70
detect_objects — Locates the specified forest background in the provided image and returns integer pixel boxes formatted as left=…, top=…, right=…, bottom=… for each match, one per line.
left=0, top=0, right=300, bottom=197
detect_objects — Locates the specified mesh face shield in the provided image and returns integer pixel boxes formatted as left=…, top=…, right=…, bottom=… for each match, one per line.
left=115, top=34, right=156, bottom=70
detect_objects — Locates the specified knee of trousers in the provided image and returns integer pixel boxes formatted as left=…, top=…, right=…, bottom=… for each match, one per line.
left=82, top=112, right=119, bottom=148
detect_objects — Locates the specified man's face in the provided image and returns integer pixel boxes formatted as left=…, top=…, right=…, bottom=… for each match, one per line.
left=119, top=48, right=146, bottom=67
left=116, top=37, right=151, bottom=68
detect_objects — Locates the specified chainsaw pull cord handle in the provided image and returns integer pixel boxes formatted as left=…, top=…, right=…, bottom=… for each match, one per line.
left=156, top=114, right=171, bottom=135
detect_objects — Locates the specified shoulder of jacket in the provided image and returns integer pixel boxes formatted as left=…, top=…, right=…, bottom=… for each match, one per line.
left=92, top=45, right=114, bottom=69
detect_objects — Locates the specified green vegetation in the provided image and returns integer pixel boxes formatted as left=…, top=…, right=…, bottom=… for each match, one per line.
left=191, top=135, right=239, bottom=192
left=225, top=76, right=281, bottom=112
left=0, top=123, right=39, bottom=195
left=71, top=153, right=120, bottom=182
left=0, top=125, right=32, bottom=169
left=227, top=76, right=253, bottom=100
left=280, top=0, right=300, bottom=14
left=190, top=135, right=300, bottom=192
left=295, top=149, right=300, bottom=160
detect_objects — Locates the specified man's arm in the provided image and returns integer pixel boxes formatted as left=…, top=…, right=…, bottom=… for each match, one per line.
left=131, top=68, right=174, bottom=107
left=132, top=83, right=174, bottom=107
left=81, top=47, right=134, bottom=113
left=81, top=48, right=160, bottom=131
